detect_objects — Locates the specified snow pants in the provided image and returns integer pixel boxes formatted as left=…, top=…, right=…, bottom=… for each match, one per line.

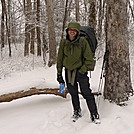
left=65, top=69, right=98, bottom=115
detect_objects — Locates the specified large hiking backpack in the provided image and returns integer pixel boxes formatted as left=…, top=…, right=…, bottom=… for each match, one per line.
left=80, top=26, right=97, bottom=54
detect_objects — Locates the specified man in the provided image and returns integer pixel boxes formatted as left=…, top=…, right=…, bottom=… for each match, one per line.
left=56, top=22, right=100, bottom=123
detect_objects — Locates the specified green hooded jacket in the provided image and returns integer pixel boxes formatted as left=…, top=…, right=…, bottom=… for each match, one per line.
left=57, top=22, right=95, bottom=75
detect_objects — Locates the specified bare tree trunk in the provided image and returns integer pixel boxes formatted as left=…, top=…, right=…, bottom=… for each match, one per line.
left=36, top=0, right=41, bottom=56
left=83, top=0, right=88, bottom=12
left=61, top=0, right=68, bottom=40
left=104, top=0, right=133, bottom=105
left=1, top=0, right=5, bottom=48
left=88, top=0, right=97, bottom=29
left=10, top=3, right=17, bottom=46
left=24, top=0, right=32, bottom=56
left=30, top=0, right=36, bottom=55
left=42, top=28, right=47, bottom=65
left=75, top=0, right=80, bottom=21
left=128, top=0, right=134, bottom=22
left=97, top=0, right=102, bottom=39
left=82, top=0, right=88, bottom=23
left=45, top=0, right=57, bottom=67
left=30, top=26, right=35, bottom=55
left=97, top=0, right=106, bottom=40
left=7, top=0, right=11, bottom=57
left=1, top=0, right=11, bottom=56
left=68, top=0, right=73, bottom=18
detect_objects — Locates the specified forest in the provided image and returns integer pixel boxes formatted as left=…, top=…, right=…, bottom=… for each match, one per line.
left=0, top=0, right=134, bottom=104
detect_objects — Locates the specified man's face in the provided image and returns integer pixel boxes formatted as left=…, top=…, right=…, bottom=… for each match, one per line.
left=68, top=28, right=77, bottom=40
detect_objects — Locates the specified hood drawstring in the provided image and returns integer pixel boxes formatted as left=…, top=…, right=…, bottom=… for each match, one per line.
left=71, top=45, right=73, bottom=55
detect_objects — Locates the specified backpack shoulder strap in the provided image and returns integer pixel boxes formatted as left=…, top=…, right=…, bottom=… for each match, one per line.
left=79, top=37, right=85, bottom=43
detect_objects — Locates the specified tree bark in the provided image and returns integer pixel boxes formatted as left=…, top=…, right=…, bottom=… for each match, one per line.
left=61, top=0, right=68, bottom=40
left=75, top=0, right=80, bottom=21
left=97, top=0, right=106, bottom=40
left=24, top=0, right=32, bottom=56
left=30, top=0, right=36, bottom=55
left=42, top=28, right=48, bottom=65
left=36, top=0, right=41, bottom=56
left=88, top=0, right=97, bottom=29
left=45, top=0, right=57, bottom=67
left=0, top=88, right=68, bottom=103
left=7, top=0, right=11, bottom=57
left=1, top=0, right=11, bottom=56
left=104, top=0, right=133, bottom=105
left=0, top=87, right=101, bottom=103
left=1, top=0, right=5, bottom=48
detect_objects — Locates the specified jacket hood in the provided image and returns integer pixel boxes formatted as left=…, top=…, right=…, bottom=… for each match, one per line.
left=66, top=22, right=81, bottom=33
left=66, top=22, right=81, bottom=41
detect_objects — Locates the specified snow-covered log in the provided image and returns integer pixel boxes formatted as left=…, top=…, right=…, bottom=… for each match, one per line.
left=0, top=87, right=101, bottom=103
left=0, top=87, right=68, bottom=103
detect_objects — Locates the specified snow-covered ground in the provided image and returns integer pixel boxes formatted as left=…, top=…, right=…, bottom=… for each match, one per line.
left=0, top=44, right=134, bottom=134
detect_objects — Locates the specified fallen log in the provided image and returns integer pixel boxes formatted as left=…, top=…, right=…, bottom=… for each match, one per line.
left=0, top=87, right=101, bottom=103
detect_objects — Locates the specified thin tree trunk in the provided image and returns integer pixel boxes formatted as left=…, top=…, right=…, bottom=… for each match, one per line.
left=45, top=0, right=57, bottom=67
left=88, top=0, right=97, bottom=29
left=61, top=0, right=68, bottom=40
left=82, top=0, right=88, bottom=23
left=128, top=0, right=134, bottom=22
left=1, top=0, right=12, bottom=56
left=42, top=29, right=47, bottom=65
left=1, top=0, right=11, bottom=56
left=24, top=0, right=32, bottom=56
left=7, top=0, right=11, bottom=57
left=30, top=26, right=35, bottom=55
left=10, top=4, right=17, bottom=47
left=1, top=0, right=5, bottom=48
left=30, top=0, right=36, bottom=55
left=97, top=0, right=106, bottom=40
left=36, top=0, right=41, bottom=56
left=68, top=0, right=73, bottom=18
left=75, top=0, right=80, bottom=21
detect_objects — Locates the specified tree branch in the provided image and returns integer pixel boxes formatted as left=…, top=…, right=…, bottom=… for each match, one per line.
left=128, top=0, right=134, bottom=21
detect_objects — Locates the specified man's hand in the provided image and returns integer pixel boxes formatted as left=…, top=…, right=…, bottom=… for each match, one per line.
left=57, top=75, right=65, bottom=84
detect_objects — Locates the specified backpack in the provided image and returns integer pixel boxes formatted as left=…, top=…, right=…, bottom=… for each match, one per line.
left=80, top=26, right=97, bottom=55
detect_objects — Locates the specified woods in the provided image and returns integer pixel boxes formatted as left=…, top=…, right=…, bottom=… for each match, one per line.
left=0, top=0, right=133, bottom=105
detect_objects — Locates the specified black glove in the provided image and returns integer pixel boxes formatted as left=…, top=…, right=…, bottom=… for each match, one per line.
left=57, top=75, right=65, bottom=84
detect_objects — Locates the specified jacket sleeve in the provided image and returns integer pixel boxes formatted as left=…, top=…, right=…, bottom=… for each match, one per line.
left=78, top=39, right=96, bottom=74
left=56, top=40, right=65, bottom=75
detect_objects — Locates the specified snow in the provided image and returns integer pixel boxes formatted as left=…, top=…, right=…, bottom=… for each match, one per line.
left=0, top=48, right=134, bottom=134
left=0, top=66, right=58, bottom=95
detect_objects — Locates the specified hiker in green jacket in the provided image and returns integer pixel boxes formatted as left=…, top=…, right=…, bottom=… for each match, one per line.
left=56, top=22, right=100, bottom=123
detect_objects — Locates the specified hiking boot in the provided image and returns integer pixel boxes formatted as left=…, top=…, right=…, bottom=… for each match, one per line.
left=91, top=113, right=101, bottom=124
left=72, top=109, right=82, bottom=122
